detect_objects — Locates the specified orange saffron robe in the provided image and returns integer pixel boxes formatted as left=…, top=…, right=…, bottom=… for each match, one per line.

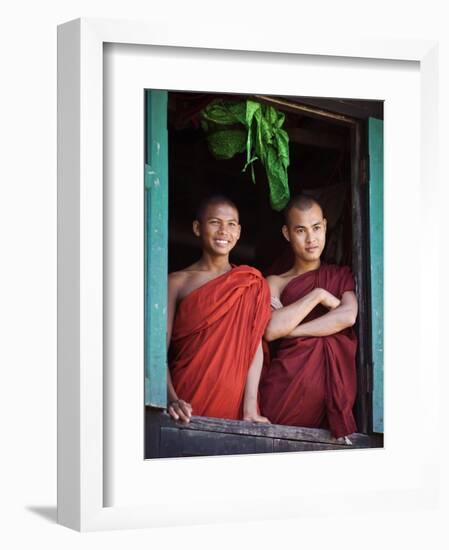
left=169, top=265, right=271, bottom=420
left=260, top=264, right=357, bottom=438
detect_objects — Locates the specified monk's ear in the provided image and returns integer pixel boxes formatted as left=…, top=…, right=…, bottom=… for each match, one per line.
left=282, top=224, right=290, bottom=242
left=323, top=218, right=327, bottom=232
left=236, top=223, right=241, bottom=240
left=192, top=220, right=201, bottom=237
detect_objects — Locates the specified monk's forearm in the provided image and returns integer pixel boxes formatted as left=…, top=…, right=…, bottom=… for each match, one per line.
left=243, top=344, right=263, bottom=415
left=286, top=305, right=356, bottom=338
left=264, top=288, right=323, bottom=342
left=167, top=368, right=179, bottom=402
left=166, top=366, right=192, bottom=422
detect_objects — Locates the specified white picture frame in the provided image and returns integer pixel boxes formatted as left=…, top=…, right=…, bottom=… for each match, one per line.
left=57, top=17, right=443, bottom=531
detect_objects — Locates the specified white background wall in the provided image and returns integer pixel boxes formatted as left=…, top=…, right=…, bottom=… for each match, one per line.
left=1, top=1, right=448, bottom=548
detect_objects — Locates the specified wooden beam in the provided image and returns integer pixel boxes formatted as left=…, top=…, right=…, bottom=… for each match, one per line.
left=255, top=95, right=357, bottom=125
left=350, top=122, right=370, bottom=433
left=146, top=408, right=383, bottom=449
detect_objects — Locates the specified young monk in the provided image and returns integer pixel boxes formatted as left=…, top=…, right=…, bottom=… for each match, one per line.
left=166, top=195, right=271, bottom=424
left=259, top=194, right=358, bottom=443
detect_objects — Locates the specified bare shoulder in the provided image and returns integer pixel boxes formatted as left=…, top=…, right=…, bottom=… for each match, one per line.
left=168, top=264, right=208, bottom=302
left=265, top=274, right=282, bottom=285
left=169, top=260, right=203, bottom=278
left=167, top=270, right=191, bottom=294
left=168, top=269, right=189, bottom=283
left=267, top=269, right=299, bottom=296
left=265, top=274, right=284, bottom=296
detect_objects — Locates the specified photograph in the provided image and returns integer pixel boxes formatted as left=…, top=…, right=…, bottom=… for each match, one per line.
left=0, top=0, right=445, bottom=540
left=52, top=12, right=446, bottom=536
left=144, top=89, right=384, bottom=458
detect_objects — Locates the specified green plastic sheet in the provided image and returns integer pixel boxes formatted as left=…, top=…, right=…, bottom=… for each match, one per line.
left=201, top=99, right=290, bottom=211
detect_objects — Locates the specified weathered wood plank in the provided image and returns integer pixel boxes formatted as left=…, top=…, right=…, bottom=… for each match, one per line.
left=255, top=95, right=357, bottom=125
left=145, top=409, right=161, bottom=459
left=145, top=408, right=383, bottom=456
left=273, top=439, right=350, bottom=452
left=160, top=427, right=274, bottom=457
left=177, top=416, right=374, bottom=446
left=280, top=96, right=384, bottom=120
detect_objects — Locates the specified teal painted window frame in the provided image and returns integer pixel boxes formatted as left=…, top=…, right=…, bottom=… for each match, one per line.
left=368, top=117, right=384, bottom=433
left=144, top=90, right=168, bottom=407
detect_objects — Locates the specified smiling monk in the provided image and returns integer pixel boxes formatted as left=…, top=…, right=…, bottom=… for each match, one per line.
left=166, top=195, right=271, bottom=424
left=259, top=194, right=358, bottom=443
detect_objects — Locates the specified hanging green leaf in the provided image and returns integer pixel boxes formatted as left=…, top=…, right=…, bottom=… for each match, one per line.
left=201, top=99, right=290, bottom=211
left=206, top=129, right=246, bottom=159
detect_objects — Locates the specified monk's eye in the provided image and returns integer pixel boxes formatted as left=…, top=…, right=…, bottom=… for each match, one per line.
left=314, top=225, right=321, bottom=231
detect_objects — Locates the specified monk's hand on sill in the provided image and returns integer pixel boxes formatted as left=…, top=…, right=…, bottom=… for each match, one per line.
left=319, top=289, right=341, bottom=310
left=168, top=399, right=192, bottom=423
left=243, top=412, right=271, bottom=424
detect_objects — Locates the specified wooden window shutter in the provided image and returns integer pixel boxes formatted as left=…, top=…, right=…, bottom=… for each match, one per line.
left=368, top=117, right=384, bottom=433
left=144, top=90, right=168, bottom=407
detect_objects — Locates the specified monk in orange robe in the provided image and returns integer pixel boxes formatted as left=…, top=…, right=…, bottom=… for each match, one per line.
left=259, top=194, right=358, bottom=442
left=167, top=195, right=271, bottom=423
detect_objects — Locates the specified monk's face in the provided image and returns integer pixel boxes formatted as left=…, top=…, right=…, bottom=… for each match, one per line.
left=193, top=203, right=241, bottom=256
left=282, top=204, right=327, bottom=263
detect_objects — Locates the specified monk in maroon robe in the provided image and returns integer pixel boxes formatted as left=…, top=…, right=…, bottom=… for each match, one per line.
left=259, top=194, right=358, bottom=441
left=167, top=195, right=271, bottom=423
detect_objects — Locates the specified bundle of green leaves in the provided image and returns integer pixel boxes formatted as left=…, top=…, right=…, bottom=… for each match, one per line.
left=201, top=99, right=290, bottom=211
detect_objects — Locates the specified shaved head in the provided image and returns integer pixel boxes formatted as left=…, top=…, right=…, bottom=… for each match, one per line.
left=284, top=194, right=324, bottom=225
left=195, top=194, right=239, bottom=222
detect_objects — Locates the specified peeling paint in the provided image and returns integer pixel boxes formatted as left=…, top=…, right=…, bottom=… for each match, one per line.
left=154, top=177, right=160, bottom=187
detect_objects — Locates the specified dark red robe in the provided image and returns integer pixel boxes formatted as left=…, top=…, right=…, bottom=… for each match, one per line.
left=259, top=264, right=357, bottom=438
left=169, top=265, right=271, bottom=420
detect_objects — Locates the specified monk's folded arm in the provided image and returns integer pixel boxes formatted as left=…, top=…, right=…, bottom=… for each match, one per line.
left=264, top=288, right=324, bottom=342
left=286, top=291, right=358, bottom=338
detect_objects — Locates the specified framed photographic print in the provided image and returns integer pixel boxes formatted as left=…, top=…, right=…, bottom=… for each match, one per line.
left=143, top=88, right=384, bottom=459
left=58, top=18, right=442, bottom=531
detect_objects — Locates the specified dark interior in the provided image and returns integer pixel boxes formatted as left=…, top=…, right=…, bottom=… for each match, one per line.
left=167, top=91, right=353, bottom=275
